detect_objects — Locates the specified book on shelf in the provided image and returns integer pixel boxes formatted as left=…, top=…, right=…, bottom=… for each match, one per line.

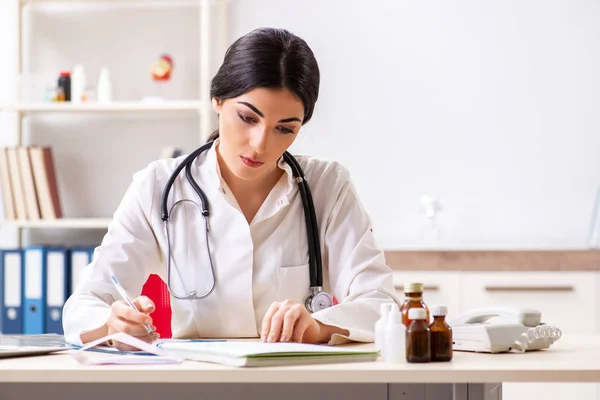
left=0, top=149, right=16, bottom=220
left=0, top=146, right=62, bottom=222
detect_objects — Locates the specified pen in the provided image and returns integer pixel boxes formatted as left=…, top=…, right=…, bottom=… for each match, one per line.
left=110, top=275, right=153, bottom=335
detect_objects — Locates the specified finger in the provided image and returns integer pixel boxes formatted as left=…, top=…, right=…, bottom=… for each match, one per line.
left=111, top=318, right=156, bottom=337
left=112, top=301, right=153, bottom=326
left=290, top=314, right=313, bottom=343
left=134, top=296, right=155, bottom=314
left=267, top=306, right=290, bottom=343
left=261, top=303, right=280, bottom=341
left=280, top=306, right=302, bottom=342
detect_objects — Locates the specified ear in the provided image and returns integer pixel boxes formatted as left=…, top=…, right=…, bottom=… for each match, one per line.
left=212, top=97, right=223, bottom=113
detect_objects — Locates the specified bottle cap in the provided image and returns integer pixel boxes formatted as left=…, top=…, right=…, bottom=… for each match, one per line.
left=59, top=71, right=70, bottom=77
left=408, top=308, right=427, bottom=320
left=431, top=306, right=448, bottom=316
left=404, top=282, right=424, bottom=293
left=99, top=67, right=110, bottom=80
left=380, top=303, right=394, bottom=316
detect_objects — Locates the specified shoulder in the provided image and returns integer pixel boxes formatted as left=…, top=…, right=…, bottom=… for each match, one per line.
left=131, top=154, right=192, bottom=186
left=294, top=154, right=352, bottom=192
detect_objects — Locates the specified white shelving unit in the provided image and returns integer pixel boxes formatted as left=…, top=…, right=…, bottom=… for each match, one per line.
left=0, top=100, right=204, bottom=113
left=1, top=0, right=227, bottom=246
left=0, top=218, right=111, bottom=229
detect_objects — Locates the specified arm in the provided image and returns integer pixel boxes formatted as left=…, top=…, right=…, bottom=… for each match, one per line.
left=311, top=166, right=401, bottom=345
left=62, top=164, right=163, bottom=345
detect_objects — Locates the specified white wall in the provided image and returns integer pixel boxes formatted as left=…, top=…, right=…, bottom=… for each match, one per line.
left=1, top=1, right=599, bottom=250
left=230, top=0, right=600, bottom=249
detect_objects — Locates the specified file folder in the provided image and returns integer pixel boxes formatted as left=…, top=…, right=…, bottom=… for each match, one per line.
left=0, top=249, right=23, bottom=334
left=23, top=246, right=47, bottom=334
left=69, top=248, right=93, bottom=295
left=46, top=248, right=67, bottom=334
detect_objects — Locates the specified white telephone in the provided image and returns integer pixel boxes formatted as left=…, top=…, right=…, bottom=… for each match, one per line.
left=448, top=307, right=562, bottom=353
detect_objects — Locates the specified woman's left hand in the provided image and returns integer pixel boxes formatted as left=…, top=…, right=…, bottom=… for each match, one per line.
left=261, top=299, right=321, bottom=343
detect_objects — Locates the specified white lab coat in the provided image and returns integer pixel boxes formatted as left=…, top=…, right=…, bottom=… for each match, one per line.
left=62, top=141, right=400, bottom=345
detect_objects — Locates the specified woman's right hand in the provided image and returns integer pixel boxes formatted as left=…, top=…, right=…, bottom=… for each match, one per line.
left=106, top=295, right=158, bottom=351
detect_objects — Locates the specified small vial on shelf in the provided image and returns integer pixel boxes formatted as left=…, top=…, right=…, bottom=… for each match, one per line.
left=57, top=71, right=71, bottom=101
left=429, top=306, right=453, bottom=362
left=400, top=282, right=430, bottom=327
left=406, top=308, right=431, bottom=363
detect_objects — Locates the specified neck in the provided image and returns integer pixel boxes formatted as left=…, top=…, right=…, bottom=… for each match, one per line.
left=216, top=147, right=283, bottom=196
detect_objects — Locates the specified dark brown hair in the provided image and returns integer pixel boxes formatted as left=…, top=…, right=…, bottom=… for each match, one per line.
left=208, top=27, right=320, bottom=142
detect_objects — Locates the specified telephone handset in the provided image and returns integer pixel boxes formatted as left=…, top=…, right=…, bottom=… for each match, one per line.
left=449, top=307, right=542, bottom=327
left=448, top=307, right=562, bottom=353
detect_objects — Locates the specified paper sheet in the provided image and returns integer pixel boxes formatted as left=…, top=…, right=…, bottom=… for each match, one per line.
left=71, top=332, right=183, bottom=365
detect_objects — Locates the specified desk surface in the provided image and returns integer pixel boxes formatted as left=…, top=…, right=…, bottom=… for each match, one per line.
left=0, top=335, right=598, bottom=384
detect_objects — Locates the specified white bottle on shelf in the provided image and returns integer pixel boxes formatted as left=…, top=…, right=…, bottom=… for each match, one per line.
left=384, top=304, right=406, bottom=363
left=374, top=303, right=393, bottom=360
left=71, top=64, right=86, bottom=104
left=97, top=67, right=113, bottom=103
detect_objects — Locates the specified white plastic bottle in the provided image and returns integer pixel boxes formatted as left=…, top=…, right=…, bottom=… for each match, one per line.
left=384, top=304, right=406, bottom=363
left=374, top=303, right=393, bottom=360
left=97, top=67, right=113, bottom=103
left=71, top=64, right=86, bottom=104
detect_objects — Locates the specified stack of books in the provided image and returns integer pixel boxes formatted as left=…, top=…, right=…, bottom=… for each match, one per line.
left=0, top=147, right=62, bottom=221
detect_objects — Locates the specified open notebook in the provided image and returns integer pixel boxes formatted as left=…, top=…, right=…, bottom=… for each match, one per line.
left=72, top=333, right=379, bottom=367
left=155, top=341, right=379, bottom=367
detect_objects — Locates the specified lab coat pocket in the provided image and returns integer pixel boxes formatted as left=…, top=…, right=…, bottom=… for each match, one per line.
left=277, top=263, right=310, bottom=304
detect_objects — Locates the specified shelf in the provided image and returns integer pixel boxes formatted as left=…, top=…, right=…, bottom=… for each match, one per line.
left=20, top=0, right=201, bottom=4
left=0, top=218, right=111, bottom=229
left=0, top=101, right=202, bottom=113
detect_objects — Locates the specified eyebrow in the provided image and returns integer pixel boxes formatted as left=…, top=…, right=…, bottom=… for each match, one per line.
left=237, top=101, right=302, bottom=123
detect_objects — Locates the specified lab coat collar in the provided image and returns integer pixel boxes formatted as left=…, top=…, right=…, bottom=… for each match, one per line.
left=205, top=138, right=225, bottom=190
left=205, top=139, right=295, bottom=208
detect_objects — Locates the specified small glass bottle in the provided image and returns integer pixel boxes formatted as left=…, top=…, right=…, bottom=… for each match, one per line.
left=57, top=71, right=71, bottom=101
left=400, top=282, right=430, bottom=327
left=406, top=308, right=431, bottom=363
left=429, top=306, right=453, bottom=362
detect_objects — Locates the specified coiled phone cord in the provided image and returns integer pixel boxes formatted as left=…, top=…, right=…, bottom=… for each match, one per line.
left=513, top=324, right=562, bottom=353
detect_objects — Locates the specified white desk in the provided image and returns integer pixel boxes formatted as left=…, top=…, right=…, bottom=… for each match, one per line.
left=0, top=335, right=598, bottom=400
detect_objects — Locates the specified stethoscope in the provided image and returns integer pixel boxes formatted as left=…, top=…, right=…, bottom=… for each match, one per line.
left=160, top=140, right=334, bottom=313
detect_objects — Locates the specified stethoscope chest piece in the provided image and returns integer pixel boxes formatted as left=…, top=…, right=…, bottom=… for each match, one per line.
left=306, top=287, right=333, bottom=313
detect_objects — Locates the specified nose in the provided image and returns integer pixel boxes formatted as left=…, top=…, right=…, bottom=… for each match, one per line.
left=249, top=126, right=269, bottom=154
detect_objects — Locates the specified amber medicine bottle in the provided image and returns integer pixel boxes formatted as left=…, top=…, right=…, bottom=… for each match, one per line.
left=406, top=308, right=431, bottom=363
left=400, top=282, right=430, bottom=327
left=429, top=306, right=453, bottom=362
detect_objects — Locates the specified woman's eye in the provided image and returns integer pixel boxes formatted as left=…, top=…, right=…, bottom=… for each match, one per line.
left=237, top=113, right=256, bottom=124
left=277, top=126, right=294, bottom=134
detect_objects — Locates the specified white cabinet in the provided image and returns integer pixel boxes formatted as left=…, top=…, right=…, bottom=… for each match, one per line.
left=394, top=270, right=599, bottom=400
left=458, top=271, right=599, bottom=400
left=458, top=271, right=597, bottom=335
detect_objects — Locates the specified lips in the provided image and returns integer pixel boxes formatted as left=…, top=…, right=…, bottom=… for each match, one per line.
left=240, top=156, right=264, bottom=168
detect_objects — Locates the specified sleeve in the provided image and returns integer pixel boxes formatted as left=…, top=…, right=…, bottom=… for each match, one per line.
left=62, top=163, right=163, bottom=345
left=311, top=165, right=402, bottom=345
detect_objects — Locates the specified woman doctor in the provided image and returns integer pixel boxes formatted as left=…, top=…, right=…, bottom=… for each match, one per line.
left=62, top=27, right=399, bottom=350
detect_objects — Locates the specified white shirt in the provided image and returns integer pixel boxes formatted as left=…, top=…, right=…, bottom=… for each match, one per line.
left=62, top=141, right=400, bottom=345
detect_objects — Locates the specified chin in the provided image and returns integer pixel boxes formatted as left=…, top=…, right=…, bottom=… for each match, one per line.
left=232, top=164, right=265, bottom=181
